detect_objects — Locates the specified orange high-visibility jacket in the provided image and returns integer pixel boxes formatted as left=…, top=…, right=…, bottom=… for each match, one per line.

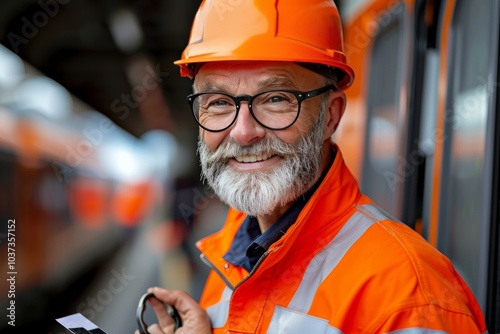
left=196, top=147, right=488, bottom=333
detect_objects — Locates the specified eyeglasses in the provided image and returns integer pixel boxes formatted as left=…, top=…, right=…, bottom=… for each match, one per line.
left=187, top=85, right=336, bottom=132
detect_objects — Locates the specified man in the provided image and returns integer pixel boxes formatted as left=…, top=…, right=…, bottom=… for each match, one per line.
left=140, top=0, right=488, bottom=333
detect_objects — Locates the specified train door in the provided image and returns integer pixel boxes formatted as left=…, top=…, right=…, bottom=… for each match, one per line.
left=341, top=0, right=500, bottom=330
left=425, top=0, right=500, bottom=329
left=339, top=0, right=419, bottom=226
left=361, top=2, right=409, bottom=220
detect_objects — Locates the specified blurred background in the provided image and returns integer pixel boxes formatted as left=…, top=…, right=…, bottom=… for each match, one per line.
left=2, top=0, right=498, bottom=333
left=0, top=1, right=231, bottom=333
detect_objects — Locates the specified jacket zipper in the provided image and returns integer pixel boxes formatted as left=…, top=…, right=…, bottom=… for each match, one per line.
left=200, top=251, right=271, bottom=291
left=200, top=254, right=235, bottom=290
left=234, top=250, right=269, bottom=289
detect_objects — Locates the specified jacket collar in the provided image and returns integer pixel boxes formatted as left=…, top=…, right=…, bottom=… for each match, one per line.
left=196, top=143, right=362, bottom=285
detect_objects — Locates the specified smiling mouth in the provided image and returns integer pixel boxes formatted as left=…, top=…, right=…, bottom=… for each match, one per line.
left=234, top=152, right=275, bottom=163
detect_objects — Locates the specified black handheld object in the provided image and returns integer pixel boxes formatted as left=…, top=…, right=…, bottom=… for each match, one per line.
left=136, top=292, right=182, bottom=334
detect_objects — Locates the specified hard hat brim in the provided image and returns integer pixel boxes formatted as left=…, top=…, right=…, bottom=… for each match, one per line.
left=174, top=36, right=355, bottom=89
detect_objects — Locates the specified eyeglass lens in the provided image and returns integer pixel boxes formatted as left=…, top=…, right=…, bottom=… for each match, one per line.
left=192, top=90, right=300, bottom=131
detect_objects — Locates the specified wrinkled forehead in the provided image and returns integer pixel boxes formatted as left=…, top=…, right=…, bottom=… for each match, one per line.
left=193, top=61, right=326, bottom=93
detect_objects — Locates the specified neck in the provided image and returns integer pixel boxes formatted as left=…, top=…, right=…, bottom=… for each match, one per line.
left=256, top=207, right=290, bottom=233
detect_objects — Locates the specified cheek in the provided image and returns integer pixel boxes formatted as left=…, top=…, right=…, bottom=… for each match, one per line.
left=201, top=129, right=227, bottom=151
left=275, top=112, right=318, bottom=143
left=272, top=127, right=306, bottom=145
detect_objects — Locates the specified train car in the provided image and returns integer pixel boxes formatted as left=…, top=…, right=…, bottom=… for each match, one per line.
left=0, top=45, right=176, bottom=332
left=336, top=0, right=499, bottom=331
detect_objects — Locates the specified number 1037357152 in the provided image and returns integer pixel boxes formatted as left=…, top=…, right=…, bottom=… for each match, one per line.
left=7, top=219, right=16, bottom=272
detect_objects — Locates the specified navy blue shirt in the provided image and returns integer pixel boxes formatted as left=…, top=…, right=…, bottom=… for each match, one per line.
left=223, top=154, right=334, bottom=272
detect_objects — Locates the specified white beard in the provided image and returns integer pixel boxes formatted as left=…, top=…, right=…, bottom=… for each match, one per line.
left=198, top=110, right=326, bottom=217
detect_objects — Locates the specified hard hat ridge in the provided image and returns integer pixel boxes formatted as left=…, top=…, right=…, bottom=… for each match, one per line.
left=174, top=0, right=355, bottom=89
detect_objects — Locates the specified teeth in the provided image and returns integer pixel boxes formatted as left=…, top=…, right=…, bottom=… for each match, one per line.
left=235, top=153, right=273, bottom=163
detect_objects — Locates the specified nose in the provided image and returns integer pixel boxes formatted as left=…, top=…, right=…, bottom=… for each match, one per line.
left=229, top=102, right=266, bottom=146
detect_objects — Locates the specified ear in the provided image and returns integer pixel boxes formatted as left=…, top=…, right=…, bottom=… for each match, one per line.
left=323, top=90, right=346, bottom=140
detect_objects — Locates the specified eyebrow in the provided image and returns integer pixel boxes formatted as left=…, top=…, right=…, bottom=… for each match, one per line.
left=194, top=82, right=222, bottom=93
left=194, top=75, right=298, bottom=93
left=256, top=76, right=297, bottom=90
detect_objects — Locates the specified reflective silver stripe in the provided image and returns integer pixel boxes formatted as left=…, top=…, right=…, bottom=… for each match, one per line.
left=207, top=204, right=390, bottom=330
left=357, top=203, right=399, bottom=222
left=386, top=329, right=448, bottom=334
left=267, top=306, right=344, bottom=334
left=206, top=286, right=232, bottom=328
left=288, top=204, right=383, bottom=312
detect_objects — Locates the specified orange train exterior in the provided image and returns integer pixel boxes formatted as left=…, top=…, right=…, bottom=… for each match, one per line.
left=196, top=145, right=487, bottom=333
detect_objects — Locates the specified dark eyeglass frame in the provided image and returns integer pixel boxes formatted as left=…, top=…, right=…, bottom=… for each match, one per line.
left=187, top=84, right=337, bottom=132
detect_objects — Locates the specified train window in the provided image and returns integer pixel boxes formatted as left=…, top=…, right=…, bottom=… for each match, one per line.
left=362, top=6, right=405, bottom=218
left=438, top=0, right=496, bottom=309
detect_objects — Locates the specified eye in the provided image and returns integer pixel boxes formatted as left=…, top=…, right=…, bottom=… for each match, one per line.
left=200, top=94, right=235, bottom=111
left=257, top=91, right=294, bottom=105
left=268, top=93, right=292, bottom=103
left=210, top=99, right=231, bottom=107
left=268, top=95, right=286, bottom=103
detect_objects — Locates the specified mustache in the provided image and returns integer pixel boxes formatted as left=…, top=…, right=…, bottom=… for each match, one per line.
left=199, top=135, right=304, bottom=165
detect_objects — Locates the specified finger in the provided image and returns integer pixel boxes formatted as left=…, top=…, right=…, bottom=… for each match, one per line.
left=151, top=288, right=196, bottom=314
left=147, top=323, right=167, bottom=334
left=149, top=288, right=211, bottom=333
left=151, top=287, right=208, bottom=322
left=148, top=296, right=175, bottom=328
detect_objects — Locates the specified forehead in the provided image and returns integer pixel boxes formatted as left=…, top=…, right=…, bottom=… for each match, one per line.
left=193, top=61, right=323, bottom=92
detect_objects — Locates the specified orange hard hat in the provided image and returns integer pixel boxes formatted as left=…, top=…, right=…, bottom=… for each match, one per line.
left=174, top=0, right=355, bottom=89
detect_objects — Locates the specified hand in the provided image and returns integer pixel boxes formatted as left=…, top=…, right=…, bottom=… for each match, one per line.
left=134, top=287, right=211, bottom=334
